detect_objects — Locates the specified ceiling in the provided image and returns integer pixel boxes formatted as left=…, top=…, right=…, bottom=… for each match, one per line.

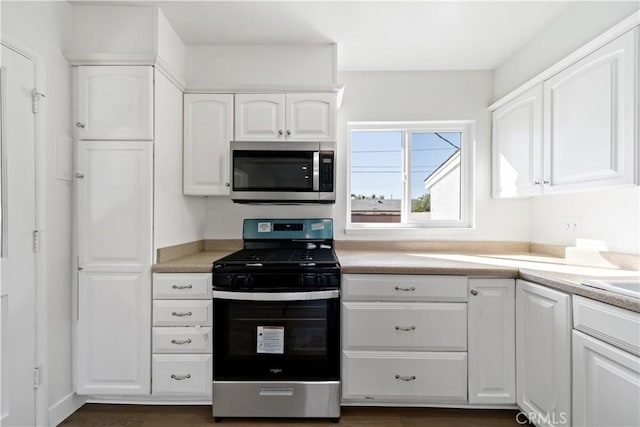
left=158, top=1, right=575, bottom=71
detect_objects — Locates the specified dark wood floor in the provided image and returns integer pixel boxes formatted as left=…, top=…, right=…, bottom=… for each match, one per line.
left=60, top=404, right=524, bottom=426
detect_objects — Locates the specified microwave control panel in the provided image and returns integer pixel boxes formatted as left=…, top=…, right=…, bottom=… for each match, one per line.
left=319, top=152, right=334, bottom=192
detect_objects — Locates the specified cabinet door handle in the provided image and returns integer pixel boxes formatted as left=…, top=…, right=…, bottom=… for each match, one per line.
left=75, top=173, right=84, bottom=179
left=225, top=182, right=230, bottom=187
left=395, top=375, right=416, bottom=382
left=534, top=180, right=541, bottom=185
left=543, top=180, right=550, bottom=184
left=75, top=122, right=85, bottom=128
left=171, top=311, right=192, bottom=317
left=172, top=284, right=193, bottom=290
left=170, top=338, right=192, bottom=345
left=286, top=130, right=291, bottom=136
left=170, top=374, right=191, bottom=380
left=394, top=286, right=415, bottom=292
left=395, top=325, right=416, bottom=331
left=278, top=130, right=284, bottom=136
left=470, top=289, right=478, bottom=296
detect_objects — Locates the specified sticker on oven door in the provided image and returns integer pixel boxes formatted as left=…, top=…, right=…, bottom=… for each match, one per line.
left=257, top=326, right=284, bottom=354
left=257, top=222, right=272, bottom=233
left=311, top=222, right=324, bottom=231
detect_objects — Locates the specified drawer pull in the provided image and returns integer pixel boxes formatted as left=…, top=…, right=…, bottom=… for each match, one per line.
left=171, top=311, right=192, bottom=317
left=172, top=284, right=193, bottom=290
left=394, top=286, right=415, bottom=292
left=395, top=325, right=416, bottom=331
left=170, top=339, right=192, bottom=345
left=395, top=375, right=416, bottom=382
left=170, top=374, right=191, bottom=381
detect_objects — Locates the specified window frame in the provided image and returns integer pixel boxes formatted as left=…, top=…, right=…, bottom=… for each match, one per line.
left=346, top=120, right=475, bottom=231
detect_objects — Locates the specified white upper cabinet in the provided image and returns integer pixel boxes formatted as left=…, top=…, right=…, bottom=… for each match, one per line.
left=235, top=94, right=285, bottom=141
left=75, top=66, right=153, bottom=140
left=543, top=29, right=636, bottom=192
left=235, top=93, right=336, bottom=141
left=183, top=94, right=234, bottom=196
left=492, top=27, right=638, bottom=198
left=492, top=84, right=543, bottom=198
left=285, top=93, right=336, bottom=142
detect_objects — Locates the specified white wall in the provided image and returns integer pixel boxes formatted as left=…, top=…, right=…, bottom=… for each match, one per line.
left=70, top=4, right=155, bottom=56
left=154, top=70, right=206, bottom=252
left=1, top=0, right=78, bottom=422
left=156, top=8, right=187, bottom=86
left=186, top=44, right=336, bottom=89
left=494, top=2, right=640, bottom=255
left=493, top=1, right=639, bottom=100
left=204, top=70, right=531, bottom=242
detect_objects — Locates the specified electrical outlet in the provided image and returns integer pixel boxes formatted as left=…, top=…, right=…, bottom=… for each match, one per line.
left=563, top=217, right=581, bottom=233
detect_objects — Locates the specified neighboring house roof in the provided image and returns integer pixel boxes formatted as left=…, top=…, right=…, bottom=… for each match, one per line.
left=424, top=150, right=461, bottom=189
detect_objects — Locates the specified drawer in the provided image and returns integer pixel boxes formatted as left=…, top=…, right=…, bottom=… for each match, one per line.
left=153, top=300, right=213, bottom=326
left=152, top=354, right=212, bottom=396
left=342, top=350, right=467, bottom=402
left=343, top=302, right=467, bottom=351
left=153, top=273, right=212, bottom=299
left=342, top=274, right=467, bottom=302
left=153, top=327, right=212, bottom=353
left=573, top=295, right=640, bottom=356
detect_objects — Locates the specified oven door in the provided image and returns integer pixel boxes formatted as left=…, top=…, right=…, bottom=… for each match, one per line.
left=213, top=290, right=340, bottom=381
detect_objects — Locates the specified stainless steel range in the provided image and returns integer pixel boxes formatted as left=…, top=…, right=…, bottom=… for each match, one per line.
left=212, top=219, right=340, bottom=422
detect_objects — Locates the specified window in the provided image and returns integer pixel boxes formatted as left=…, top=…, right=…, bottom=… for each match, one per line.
left=347, top=121, right=474, bottom=229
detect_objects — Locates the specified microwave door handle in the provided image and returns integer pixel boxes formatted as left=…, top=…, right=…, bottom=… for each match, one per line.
left=312, top=152, right=320, bottom=191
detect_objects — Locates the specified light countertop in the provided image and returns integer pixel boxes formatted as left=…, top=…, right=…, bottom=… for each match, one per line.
left=152, top=249, right=640, bottom=312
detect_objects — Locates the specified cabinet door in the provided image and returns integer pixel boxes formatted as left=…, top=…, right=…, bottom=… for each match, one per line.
left=76, top=271, right=150, bottom=395
left=76, top=141, right=152, bottom=270
left=75, top=141, right=152, bottom=395
left=183, top=94, right=233, bottom=195
left=543, top=29, right=636, bottom=192
left=491, top=84, right=543, bottom=198
left=285, top=93, right=336, bottom=141
left=468, top=279, right=515, bottom=404
left=75, top=66, right=153, bottom=140
left=234, top=94, right=285, bottom=141
left=573, top=331, right=640, bottom=427
left=516, top=280, right=571, bottom=427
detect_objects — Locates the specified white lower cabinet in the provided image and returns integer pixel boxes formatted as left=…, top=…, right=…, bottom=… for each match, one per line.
left=152, top=273, right=213, bottom=398
left=152, top=354, right=213, bottom=396
left=342, top=351, right=467, bottom=402
left=341, top=274, right=469, bottom=404
left=468, top=279, right=515, bottom=404
left=516, top=280, right=571, bottom=427
left=572, top=296, right=640, bottom=427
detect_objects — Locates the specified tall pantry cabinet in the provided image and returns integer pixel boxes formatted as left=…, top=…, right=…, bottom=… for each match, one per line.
left=74, top=66, right=153, bottom=395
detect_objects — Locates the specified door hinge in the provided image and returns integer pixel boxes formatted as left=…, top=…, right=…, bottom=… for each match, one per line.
left=34, top=366, right=41, bottom=389
left=32, top=89, right=45, bottom=114
left=32, top=229, right=40, bottom=253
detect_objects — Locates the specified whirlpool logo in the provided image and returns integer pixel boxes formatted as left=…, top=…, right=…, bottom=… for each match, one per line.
left=269, top=368, right=283, bottom=374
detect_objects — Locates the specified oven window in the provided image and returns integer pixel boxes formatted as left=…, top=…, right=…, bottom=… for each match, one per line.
left=227, top=301, right=327, bottom=357
left=233, top=151, right=314, bottom=191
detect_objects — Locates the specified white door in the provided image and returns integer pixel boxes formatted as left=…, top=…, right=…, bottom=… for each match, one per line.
left=491, top=84, right=543, bottom=198
left=183, top=94, right=233, bottom=195
left=516, top=280, right=571, bottom=427
left=285, top=93, right=336, bottom=142
left=234, top=94, right=285, bottom=141
left=0, top=44, right=37, bottom=426
left=573, top=330, right=640, bottom=427
left=75, top=66, right=153, bottom=140
left=468, top=279, right=515, bottom=404
left=76, top=141, right=152, bottom=395
left=543, top=29, right=636, bottom=192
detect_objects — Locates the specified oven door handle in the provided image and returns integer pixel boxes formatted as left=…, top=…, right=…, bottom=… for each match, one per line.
left=213, top=290, right=340, bottom=301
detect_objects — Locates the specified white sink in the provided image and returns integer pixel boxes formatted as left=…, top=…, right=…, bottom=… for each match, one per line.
left=582, top=280, right=640, bottom=299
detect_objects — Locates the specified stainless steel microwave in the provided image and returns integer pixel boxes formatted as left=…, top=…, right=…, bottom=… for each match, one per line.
left=230, top=141, right=336, bottom=204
